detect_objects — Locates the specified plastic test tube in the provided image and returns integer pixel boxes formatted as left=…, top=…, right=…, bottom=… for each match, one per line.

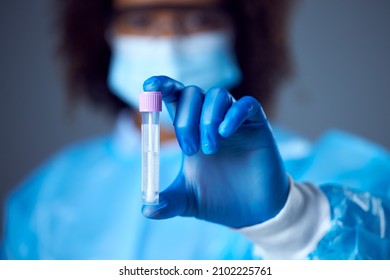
left=139, top=91, right=162, bottom=205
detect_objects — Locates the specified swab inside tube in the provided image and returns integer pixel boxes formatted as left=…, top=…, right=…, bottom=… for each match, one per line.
left=139, top=91, right=162, bottom=205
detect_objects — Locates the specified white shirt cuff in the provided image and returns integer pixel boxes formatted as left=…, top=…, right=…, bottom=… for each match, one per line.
left=235, top=178, right=331, bottom=259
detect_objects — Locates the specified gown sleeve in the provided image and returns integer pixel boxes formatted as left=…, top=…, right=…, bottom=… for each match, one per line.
left=308, top=184, right=390, bottom=259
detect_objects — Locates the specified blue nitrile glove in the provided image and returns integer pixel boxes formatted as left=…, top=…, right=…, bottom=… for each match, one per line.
left=142, top=76, right=289, bottom=228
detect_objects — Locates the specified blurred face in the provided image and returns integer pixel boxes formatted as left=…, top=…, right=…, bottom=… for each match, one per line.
left=107, top=0, right=242, bottom=123
left=111, top=0, right=233, bottom=36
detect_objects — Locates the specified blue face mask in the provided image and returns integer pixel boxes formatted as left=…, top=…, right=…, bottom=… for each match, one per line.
left=107, top=31, right=242, bottom=127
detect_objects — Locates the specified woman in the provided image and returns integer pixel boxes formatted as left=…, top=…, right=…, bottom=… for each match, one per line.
left=2, top=0, right=389, bottom=259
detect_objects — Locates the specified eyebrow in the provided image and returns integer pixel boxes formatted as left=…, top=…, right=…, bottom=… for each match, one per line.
left=112, top=3, right=227, bottom=16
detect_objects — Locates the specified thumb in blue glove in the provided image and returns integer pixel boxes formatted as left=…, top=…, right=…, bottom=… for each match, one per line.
left=142, top=76, right=289, bottom=229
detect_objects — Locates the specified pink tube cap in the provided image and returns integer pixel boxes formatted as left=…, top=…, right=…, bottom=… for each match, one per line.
left=139, top=91, right=162, bottom=112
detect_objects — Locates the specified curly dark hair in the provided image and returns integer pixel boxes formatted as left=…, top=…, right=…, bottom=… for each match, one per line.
left=56, top=0, right=294, bottom=116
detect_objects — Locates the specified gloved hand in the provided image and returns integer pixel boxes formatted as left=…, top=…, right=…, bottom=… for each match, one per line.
left=142, top=76, right=289, bottom=229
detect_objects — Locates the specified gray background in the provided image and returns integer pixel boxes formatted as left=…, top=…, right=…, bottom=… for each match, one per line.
left=1, top=0, right=389, bottom=241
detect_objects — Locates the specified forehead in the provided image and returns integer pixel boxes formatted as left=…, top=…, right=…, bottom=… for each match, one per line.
left=114, top=0, right=224, bottom=9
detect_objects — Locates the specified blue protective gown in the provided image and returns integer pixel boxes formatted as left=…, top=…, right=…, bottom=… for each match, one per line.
left=2, top=115, right=389, bottom=259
